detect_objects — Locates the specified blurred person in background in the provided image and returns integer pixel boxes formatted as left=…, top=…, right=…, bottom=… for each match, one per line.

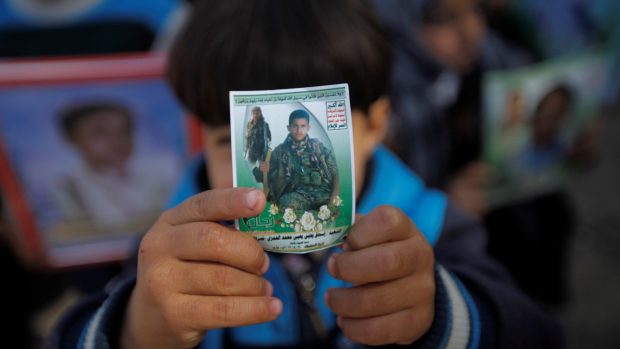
left=372, top=0, right=589, bottom=308
left=371, top=0, right=531, bottom=207
left=371, top=0, right=530, bottom=215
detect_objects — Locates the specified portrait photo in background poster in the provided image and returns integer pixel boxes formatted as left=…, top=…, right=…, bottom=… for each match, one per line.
left=0, top=54, right=196, bottom=267
left=483, top=49, right=607, bottom=207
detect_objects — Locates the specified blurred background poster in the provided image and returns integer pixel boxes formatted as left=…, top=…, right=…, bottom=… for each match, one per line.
left=483, top=49, right=607, bottom=207
left=0, top=54, right=197, bottom=267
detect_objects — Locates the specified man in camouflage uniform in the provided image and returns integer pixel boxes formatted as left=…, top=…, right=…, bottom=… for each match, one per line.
left=245, top=106, right=271, bottom=163
left=257, top=109, right=339, bottom=211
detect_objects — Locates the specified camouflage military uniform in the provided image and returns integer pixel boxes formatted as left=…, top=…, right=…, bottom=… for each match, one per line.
left=245, top=117, right=271, bottom=163
left=267, top=134, right=338, bottom=211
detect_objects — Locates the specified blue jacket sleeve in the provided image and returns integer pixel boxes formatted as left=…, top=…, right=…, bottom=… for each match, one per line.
left=44, top=276, right=136, bottom=349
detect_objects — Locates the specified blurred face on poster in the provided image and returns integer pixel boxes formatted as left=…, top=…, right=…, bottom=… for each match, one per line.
left=64, top=106, right=134, bottom=171
left=421, top=0, right=487, bottom=73
left=532, top=87, right=573, bottom=146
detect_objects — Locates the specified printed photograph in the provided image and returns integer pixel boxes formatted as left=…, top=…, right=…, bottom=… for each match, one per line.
left=230, top=84, right=354, bottom=253
left=0, top=55, right=193, bottom=266
left=483, top=49, right=607, bottom=207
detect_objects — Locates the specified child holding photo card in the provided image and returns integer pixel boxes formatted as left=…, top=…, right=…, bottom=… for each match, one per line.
left=48, top=1, right=562, bottom=348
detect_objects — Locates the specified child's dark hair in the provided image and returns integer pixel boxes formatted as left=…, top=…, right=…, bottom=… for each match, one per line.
left=59, top=102, right=133, bottom=140
left=167, top=0, right=392, bottom=126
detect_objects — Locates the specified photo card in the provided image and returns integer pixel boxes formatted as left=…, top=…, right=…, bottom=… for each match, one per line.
left=230, top=84, right=355, bottom=253
left=483, top=49, right=607, bottom=207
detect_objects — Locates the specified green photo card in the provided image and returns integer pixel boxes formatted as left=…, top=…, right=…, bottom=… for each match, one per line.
left=230, top=84, right=355, bottom=253
left=483, top=49, right=607, bottom=207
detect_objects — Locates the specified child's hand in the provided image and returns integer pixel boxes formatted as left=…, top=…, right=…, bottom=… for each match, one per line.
left=121, top=188, right=282, bottom=349
left=326, top=206, right=435, bottom=346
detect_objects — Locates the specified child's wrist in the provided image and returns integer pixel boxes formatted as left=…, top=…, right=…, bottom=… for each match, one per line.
left=119, top=290, right=143, bottom=349
left=120, top=289, right=164, bottom=349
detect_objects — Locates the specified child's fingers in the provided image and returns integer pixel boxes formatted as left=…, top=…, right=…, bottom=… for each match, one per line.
left=164, top=188, right=266, bottom=225
left=174, top=295, right=282, bottom=330
left=329, top=237, right=428, bottom=284
left=343, top=206, right=416, bottom=251
left=174, top=261, right=273, bottom=297
left=165, top=222, right=269, bottom=275
left=326, top=272, right=433, bottom=318
left=337, top=305, right=433, bottom=346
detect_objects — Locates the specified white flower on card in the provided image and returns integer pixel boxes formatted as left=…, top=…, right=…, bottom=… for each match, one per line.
left=269, top=204, right=279, bottom=215
left=283, top=208, right=297, bottom=224
left=333, top=196, right=343, bottom=206
left=316, top=222, right=323, bottom=231
left=300, top=211, right=316, bottom=231
left=318, top=205, right=331, bottom=220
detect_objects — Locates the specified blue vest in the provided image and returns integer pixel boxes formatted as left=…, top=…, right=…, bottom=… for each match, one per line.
left=167, top=146, right=447, bottom=348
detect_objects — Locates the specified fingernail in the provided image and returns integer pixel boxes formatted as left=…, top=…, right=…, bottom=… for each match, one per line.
left=270, top=298, right=282, bottom=316
left=341, top=242, right=350, bottom=251
left=260, top=254, right=270, bottom=274
left=245, top=189, right=260, bottom=209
